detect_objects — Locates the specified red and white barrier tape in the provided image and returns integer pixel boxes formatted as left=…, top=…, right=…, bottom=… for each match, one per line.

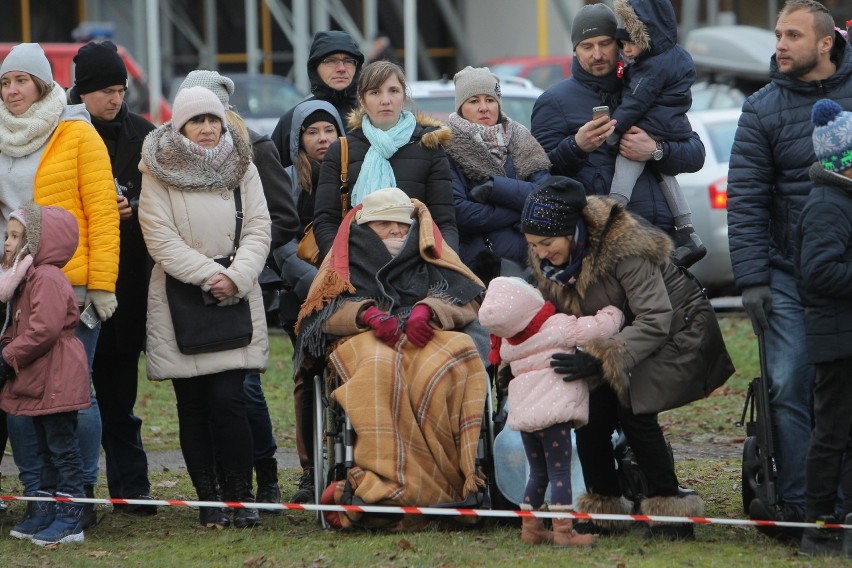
left=1, top=494, right=850, bottom=530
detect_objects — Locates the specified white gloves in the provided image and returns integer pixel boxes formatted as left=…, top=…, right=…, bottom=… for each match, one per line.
left=86, top=290, right=118, bottom=321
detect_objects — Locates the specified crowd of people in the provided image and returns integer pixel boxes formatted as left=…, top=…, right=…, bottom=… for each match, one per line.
left=0, top=0, right=849, bottom=558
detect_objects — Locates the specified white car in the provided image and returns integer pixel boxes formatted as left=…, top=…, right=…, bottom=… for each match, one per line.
left=407, top=77, right=542, bottom=129
left=677, top=108, right=740, bottom=295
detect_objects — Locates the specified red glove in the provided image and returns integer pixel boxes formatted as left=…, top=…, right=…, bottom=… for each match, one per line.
left=362, top=306, right=401, bottom=347
left=405, top=304, right=435, bottom=347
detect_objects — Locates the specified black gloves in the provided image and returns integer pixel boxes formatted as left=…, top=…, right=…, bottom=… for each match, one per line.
left=469, top=179, right=494, bottom=204
left=741, top=285, right=772, bottom=335
left=551, top=350, right=602, bottom=382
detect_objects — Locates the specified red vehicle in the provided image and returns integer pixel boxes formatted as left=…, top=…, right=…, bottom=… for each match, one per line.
left=483, top=56, right=572, bottom=90
left=0, top=42, right=171, bottom=124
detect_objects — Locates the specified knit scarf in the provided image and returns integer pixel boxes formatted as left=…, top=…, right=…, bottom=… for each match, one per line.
left=487, top=300, right=556, bottom=365
left=0, top=82, right=66, bottom=158
left=350, top=110, right=417, bottom=206
left=570, top=57, right=624, bottom=111
left=447, top=112, right=511, bottom=167
left=541, top=218, right=587, bottom=287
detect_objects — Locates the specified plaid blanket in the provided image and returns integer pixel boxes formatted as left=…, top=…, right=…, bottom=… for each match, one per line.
left=329, top=329, right=487, bottom=510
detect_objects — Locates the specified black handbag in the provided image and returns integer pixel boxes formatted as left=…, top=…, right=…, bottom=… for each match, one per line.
left=165, top=187, right=253, bottom=355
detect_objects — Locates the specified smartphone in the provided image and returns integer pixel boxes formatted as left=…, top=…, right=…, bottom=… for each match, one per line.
left=592, top=105, right=610, bottom=120
left=80, top=303, right=100, bottom=329
left=114, top=178, right=125, bottom=197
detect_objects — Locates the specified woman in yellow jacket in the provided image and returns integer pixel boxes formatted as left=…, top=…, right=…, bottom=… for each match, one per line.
left=0, top=42, right=119, bottom=532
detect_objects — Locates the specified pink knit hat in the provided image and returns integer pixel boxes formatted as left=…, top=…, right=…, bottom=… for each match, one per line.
left=479, top=276, right=545, bottom=338
left=171, top=85, right=225, bottom=132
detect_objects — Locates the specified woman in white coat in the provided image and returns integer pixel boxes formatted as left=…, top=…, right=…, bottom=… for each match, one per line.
left=138, top=86, right=271, bottom=530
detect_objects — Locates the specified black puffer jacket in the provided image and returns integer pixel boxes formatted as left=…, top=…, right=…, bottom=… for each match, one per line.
left=270, top=31, right=364, bottom=166
left=727, top=35, right=852, bottom=289
left=797, top=164, right=852, bottom=364
left=313, top=110, right=457, bottom=259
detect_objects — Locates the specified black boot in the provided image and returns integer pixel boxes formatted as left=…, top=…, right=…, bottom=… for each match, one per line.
left=799, top=515, right=843, bottom=557
left=80, top=484, right=97, bottom=530
left=188, top=470, right=230, bottom=529
left=670, top=224, right=707, bottom=268
left=254, top=458, right=281, bottom=514
left=223, top=469, right=261, bottom=528
left=290, top=468, right=315, bottom=504
left=749, top=499, right=804, bottom=543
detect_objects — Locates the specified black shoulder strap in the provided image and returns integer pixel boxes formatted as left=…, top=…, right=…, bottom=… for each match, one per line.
left=233, top=186, right=244, bottom=255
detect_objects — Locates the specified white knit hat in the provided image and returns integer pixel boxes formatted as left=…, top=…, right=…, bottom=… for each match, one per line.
left=170, top=86, right=226, bottom=132
left=453, top=66, right=501, bottom=113
left=179, top=70, right=235, bottom=109
left=0, top=43, right=53, bottom=84
left=355, top=187, right=415, bottom=225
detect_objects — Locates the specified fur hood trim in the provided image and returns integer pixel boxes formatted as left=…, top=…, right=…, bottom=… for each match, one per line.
left=575, top=492, right=633, bottom=532
left=615, top=0, right=650, bottom=52
left=446, top=118, right=551, bottom=181
left=140, top=126, right=252, bottom=193
left=640, top=494, right=705, bottom=521
left=346, top=108, right=452, bottom=150
left=555, top=197, right=672, bottom=298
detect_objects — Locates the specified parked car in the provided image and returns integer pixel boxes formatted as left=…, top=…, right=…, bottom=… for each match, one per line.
left=0, top=41, right=172, bottom=124
left=685, top=25, right=775, bottom=96
left=168, top=72, right=306, bottom=136
left=408, top=76, right=543, bottom=129
left=677, top=108, right=740, bottom=295
left=483, top=56, right=572, bottom=90
left=690, top=81, right=745, bottom=111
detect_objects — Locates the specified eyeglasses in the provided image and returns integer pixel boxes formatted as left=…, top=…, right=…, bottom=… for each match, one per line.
left=320, top=56, right=358, bottom=69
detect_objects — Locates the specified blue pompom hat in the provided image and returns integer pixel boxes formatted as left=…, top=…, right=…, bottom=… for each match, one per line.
left=812, top=98, right=852, bottom=173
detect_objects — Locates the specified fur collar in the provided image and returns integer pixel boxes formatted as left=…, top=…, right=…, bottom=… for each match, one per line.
left=530, top=196, right=672, bottom=297
left=615, top=0, right=651, bottom=52
left=346, top=109, right=452, bottom=150
left=140, top=126, right=252, bottom=192
left=446, top=118, right=551, bottom=181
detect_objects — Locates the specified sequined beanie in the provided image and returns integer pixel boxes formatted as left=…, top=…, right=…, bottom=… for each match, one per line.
left=520, top=176, right=587, bottom=237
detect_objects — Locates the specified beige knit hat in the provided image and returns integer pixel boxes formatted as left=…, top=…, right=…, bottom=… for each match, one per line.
left=355, top=188, right=415, bottom=225
left=171, top=85, right=226, bottom=132
left=453, top=66, right=501, bottom=113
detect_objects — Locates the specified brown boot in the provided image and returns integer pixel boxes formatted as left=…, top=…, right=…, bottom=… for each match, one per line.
left=520, top=505, right=553, bottom=544
left=551, top=507, right=596, bottom=547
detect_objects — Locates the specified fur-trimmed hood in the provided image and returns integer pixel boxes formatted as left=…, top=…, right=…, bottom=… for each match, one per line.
left=614, top=0, right=678, bottom=56
left=346, top=108, right=452, bottom=150
left=530, top=196, right=672, bottom=298
left=140, top=125, right=252, bottom=193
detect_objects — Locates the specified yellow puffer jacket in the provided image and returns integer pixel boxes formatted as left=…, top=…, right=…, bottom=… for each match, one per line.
left=33, top=120, right=120, bottom=292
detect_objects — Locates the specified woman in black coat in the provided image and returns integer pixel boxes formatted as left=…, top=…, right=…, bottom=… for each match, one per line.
left=312, top=61, right=457, bottom=259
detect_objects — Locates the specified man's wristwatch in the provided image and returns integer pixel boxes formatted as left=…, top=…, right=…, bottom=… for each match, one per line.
left=652, top=141, right=664, bottom=161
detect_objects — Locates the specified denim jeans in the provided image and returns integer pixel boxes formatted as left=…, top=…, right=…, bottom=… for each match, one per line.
left=8, top=320, right=102, bottom=492
left=765, top=268, right=815, bottom=511
left=244, top=373, right=277, bottom=462
left=33, top=411, right=84, bottom=497
left=804, top=356, right=852, bottom=520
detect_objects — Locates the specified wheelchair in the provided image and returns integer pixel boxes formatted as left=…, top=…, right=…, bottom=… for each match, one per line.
left=310, top=356, right=510, bottom=529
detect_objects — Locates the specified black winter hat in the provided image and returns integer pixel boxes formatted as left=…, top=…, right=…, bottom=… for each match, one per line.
left=571, top=3, right=618, bottom=49
left=73, top=41, right=127, bottom=95
left=302, top=109, right=341, bottom=135
left=521, top=176, right=587, bottom=237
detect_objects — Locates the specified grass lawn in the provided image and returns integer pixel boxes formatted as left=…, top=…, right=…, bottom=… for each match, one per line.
left=0, top=316, right=841, bottom=566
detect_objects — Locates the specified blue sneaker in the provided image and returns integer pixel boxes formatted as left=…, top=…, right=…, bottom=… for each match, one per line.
left=9, top=491, right=56, bottom=540
left=31, top=494, right=84, bottom=546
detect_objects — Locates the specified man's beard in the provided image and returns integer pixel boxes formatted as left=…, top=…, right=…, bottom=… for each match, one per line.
left=781, top=49, right=820, bottom=79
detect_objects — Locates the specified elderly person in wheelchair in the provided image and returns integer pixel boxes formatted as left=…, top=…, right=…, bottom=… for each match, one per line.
left=295, top=187, right=487, bottom=529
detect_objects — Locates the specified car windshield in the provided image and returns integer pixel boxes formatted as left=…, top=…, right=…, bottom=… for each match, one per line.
left=488, top=63, right=525, bottom=77
left=230, top=79, right=305, bottom=118
left=410, top=95, right=538, bottom=129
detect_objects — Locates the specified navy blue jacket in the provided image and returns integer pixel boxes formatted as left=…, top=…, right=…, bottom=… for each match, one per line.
left=531, top=59, right=704, bottom=232
left=613, top=0, right=694, bottom=140
left=797, top=164, right=852, bottom=363
left=727, top=36, right=852, bottom=290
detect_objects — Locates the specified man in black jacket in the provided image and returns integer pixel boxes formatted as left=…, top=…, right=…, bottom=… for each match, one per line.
left=271, top=30, right=364, bottom=167
left=727, top=0, right=852, bottom=539
left=69, top=40, right=157, bottom=519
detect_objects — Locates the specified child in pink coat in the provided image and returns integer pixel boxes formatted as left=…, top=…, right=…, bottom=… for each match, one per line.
left=479, top=276, right=623, bottom=546
left=0, top=203, right=90, bottom=546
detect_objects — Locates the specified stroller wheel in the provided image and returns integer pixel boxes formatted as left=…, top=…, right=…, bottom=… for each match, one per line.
left=741, top=436, right=761, bottom=515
